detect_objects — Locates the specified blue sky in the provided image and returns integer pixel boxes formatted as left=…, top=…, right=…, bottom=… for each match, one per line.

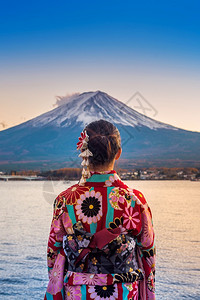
left=1, top=0, right=200, bottom=131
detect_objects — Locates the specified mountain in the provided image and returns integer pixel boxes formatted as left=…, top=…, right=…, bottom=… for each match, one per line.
left=0, top=91, right=200, bottom=171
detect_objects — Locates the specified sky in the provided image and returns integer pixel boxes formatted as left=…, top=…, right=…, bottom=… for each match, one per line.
left=0, top=0, right=200, bottom=132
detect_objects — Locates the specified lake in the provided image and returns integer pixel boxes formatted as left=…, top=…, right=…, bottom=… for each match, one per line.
left=0, top=180, right=200, bottom=299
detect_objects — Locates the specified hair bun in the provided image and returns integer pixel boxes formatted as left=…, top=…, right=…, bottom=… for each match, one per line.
left=84, top=119, right=121, bottom=167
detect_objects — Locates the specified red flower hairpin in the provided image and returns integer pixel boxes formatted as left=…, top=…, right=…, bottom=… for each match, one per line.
left=76, top=130, right=89, bottom=150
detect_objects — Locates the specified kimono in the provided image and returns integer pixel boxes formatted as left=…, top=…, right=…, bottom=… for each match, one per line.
left=44, top=170, right=156, bottom=300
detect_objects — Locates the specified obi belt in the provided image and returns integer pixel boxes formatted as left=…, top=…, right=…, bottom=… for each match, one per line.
left=63, top=222, right=144, bottom=284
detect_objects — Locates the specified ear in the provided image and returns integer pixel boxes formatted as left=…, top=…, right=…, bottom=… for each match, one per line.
left=115, top=147, right=122, bottom=160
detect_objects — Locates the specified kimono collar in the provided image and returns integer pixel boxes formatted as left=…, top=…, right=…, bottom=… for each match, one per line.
left=85, top=169, right=118, bottom=184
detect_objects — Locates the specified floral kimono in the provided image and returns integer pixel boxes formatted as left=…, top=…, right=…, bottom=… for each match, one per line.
left=44, top=170, right=156, bottom=300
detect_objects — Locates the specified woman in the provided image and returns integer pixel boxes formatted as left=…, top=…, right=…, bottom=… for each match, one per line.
left=44, top=119, right=156, bottom=300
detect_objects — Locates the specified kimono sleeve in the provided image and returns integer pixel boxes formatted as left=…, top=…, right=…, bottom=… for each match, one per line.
left=46, top=193, right=73, bottom=278
left=133, top=190, right=156, bottom=298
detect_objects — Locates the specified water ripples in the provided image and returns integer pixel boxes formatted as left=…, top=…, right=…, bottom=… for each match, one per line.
left=0, top=180, right=200, bottom=299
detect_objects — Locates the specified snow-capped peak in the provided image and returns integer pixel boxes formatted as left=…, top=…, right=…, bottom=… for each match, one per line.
left=23, top=91, right=177, bottom=130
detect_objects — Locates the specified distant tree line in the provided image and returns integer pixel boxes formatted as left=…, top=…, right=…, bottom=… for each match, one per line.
left=4, top=166, right=200, bottom=180
left=38, top=168, right=82, bottom=180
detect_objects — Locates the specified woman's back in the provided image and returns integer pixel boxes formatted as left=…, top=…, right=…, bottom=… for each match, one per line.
left=44, top=119, right=156, bottom=300
left=45, top=170, right=155, bottom=299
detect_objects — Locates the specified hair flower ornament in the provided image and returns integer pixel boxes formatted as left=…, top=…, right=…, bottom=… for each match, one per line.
left=77, top=130, right=89, bottom=150
left=77, top=130, right=93, bottom=185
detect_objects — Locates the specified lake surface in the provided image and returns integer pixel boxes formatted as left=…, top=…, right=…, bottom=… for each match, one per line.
left=0, top=180, right=200, bottom=299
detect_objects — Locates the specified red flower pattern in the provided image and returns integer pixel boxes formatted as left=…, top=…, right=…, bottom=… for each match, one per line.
left=76, top=130, right=89, bottom=150
left=61, top=184, right=90, bottom=205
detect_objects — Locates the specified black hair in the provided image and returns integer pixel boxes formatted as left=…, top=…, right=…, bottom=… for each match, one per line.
left=84, top=119, right=121, bottom=166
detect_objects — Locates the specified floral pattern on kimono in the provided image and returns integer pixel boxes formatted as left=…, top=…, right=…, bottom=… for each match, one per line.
left=44, top=169, right=156, bottom=300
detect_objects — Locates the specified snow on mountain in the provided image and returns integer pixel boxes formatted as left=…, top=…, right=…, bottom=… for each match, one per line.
left=23, top=91, right=177, bottom=130
left=1, top=90, right=200, bottom=171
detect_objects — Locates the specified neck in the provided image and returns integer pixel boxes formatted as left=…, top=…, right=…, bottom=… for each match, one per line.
left=89, top=163, right=114, bottom=173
